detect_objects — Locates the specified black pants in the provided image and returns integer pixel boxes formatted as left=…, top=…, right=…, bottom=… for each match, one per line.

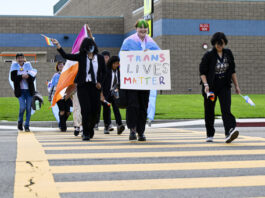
left=203, top=85, right=236, bottom=137
left=126, top=90, right=150, bottom=135
left=77, top=82, right=100, bottom=137
left=57, top=98, right=72, bottom=129
left=95, top=102, right=101, bottom=125
left=57, top=98, right=72, bottom=113
left=103, top=96, right=122, bottom=127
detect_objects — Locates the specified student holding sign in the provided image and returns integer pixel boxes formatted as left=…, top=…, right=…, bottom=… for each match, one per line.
left=199, top=32, right=241, bottom=143
left=120, top=19, right=161, bottom=141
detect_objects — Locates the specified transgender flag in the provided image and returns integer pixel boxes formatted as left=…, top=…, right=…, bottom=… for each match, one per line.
left=240, top=94, right=255, bottom=106
left=52, top=25, right=87, bottom=107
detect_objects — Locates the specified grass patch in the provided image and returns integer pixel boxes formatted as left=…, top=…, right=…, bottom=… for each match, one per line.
left=0, top=94, right=264, bottom=121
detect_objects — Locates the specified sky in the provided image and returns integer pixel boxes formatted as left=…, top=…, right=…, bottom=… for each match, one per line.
left=0, top=0, right=60, bottom=16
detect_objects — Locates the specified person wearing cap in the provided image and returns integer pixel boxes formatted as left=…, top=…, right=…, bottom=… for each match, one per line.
left=48, top=61, right=72, bottom=132
left=10, top=53, right=37, bottom=132
left=199, top=32, right=241, bottom=143
left=119, top=19, right=161, bottom=141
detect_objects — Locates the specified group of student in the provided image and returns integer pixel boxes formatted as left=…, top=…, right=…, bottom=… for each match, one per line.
left=10, top=19, right=241, bottom=144
left=48, top=49, right=125, bottom=138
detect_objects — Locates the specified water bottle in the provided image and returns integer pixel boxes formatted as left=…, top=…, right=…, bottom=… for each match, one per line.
left=35, top=100, right=40, bottom=110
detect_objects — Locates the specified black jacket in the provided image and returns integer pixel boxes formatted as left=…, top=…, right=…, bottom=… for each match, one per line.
left=11, top=71, right=35, bottom=98
left=199, top=48, right=236, bottom=89
left=102, top=68, right=120, bottom=100
left=57, top=48, right=106, bottom=86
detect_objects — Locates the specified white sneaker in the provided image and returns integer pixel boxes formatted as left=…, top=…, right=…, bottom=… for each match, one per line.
left=109, top=124, right=114, bottom=131
left=206, top=137, right=214, bottom=142
left=225, top=128, right=239, bottom=143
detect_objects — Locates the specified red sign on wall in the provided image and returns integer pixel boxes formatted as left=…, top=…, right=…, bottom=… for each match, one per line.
left=200, top=24, right=210, bottom=31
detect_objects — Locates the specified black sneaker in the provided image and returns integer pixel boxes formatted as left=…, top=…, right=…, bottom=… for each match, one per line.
left=117, top=124, right=125, bottom=135
left=90, top=130, right=94, bottom=139
left=24, top=127, right=30, bottom=132
left=60, top=127, right=67, bottom=132
left=138, top=134, right=146, bottom=141
left=74, top=127, right=80, bottom=136
left=94, top=124, right=99, bottom=130
left=129, top=129, right=137, bottom=141
left=225, top=128, right=239, bottom=143
left=18, top=123, right=23, bottom=131
left=104, top=127, right=110, bottom=134
left=82, top=135, right=90, bottom=141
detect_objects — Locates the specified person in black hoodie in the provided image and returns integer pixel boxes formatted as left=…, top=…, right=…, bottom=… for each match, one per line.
left=101, top=56, right=125, bottom=135
left=199, top=32, right=241, bottom=143
left=51, top=36, right=106, bottom=141
left=10, top=53, right=36, bottom=132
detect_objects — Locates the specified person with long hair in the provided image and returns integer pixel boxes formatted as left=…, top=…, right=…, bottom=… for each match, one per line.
left=51, top=36, right=106, bottom=141
left=48, top=61, right=72, bottom=132
left=101, top=56, right=125, bottom=135
left=199, top=32, right=240, bottom=143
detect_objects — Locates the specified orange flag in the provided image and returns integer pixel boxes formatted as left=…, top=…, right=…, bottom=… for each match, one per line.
left=51, top=25, right=87, bottom=106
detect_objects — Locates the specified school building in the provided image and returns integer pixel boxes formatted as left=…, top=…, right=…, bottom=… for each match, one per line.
left=0, top=0, right=265, bottom=97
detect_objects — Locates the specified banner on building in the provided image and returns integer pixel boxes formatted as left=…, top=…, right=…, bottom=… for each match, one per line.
left=120, top=50, right=171, bottom=90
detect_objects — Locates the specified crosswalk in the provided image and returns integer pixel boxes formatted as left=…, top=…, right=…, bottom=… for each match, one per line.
left=14, top=127, right=265, bottom=197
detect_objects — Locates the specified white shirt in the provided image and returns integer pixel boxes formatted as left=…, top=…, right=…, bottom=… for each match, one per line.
left=86, top=54, right=98, bottom=83
left=111, top=70, right=118, bottom=90
left=17, top=65, right=29, bottom=89
left=140, top=39, right=146, bottom=51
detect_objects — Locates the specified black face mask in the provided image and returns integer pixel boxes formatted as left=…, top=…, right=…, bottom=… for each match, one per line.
left=84, top=45, right=95, bottom=53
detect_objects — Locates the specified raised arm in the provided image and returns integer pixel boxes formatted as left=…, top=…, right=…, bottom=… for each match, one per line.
left=86, top=24, right=94, bottom=40
left=51, top=39, right=80, bottom=61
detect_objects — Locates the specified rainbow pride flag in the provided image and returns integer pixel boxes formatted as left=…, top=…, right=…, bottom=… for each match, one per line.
left=41, top=34, right=54, bottom=46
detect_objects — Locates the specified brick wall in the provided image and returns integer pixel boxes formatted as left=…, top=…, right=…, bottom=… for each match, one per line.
left=0, top=16, right=123, bottom=61
left=2, top=0, right=265, bottom=96
left=159, top=0, right=265, bottom=94
left=0, top=45, right=122, bottom=97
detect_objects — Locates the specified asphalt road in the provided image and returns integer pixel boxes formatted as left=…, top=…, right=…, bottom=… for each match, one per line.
left=1, top=124, right=265, bottom=198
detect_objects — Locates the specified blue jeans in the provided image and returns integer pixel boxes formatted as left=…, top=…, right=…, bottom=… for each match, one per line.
left=18, top=89, right=33, bottom=127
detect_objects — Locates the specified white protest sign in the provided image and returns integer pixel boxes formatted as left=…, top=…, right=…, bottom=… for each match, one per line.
left=120, top=50, right=171, bottom=90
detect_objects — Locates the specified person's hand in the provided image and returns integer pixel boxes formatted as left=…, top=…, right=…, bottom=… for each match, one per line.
left=96, top=83, right=101, bottom=90
left=235, top=86, right=241, bottom=94
left=86, top=24, right=91, bottom=34
left=22, top=74, right=29, bottom=79
left=144, top=49, right=149, bottom=52
left=204, top=84, right=209, bottom=94
left=51, top=39, right=61, bottom=49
